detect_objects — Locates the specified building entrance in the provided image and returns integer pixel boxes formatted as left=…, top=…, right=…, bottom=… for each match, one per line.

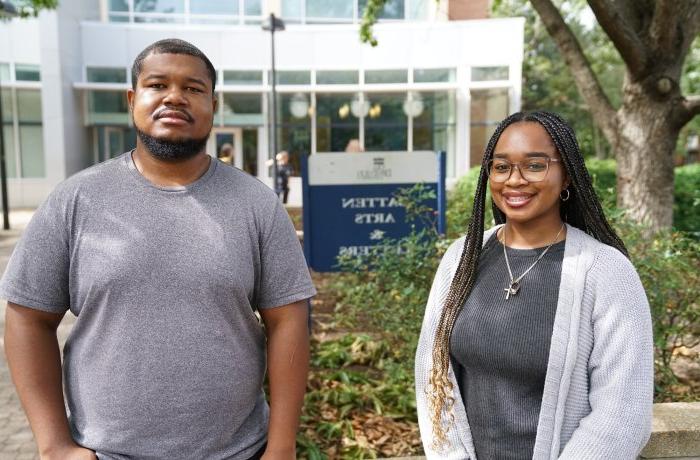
left=207, top=128, right=243, bottom=169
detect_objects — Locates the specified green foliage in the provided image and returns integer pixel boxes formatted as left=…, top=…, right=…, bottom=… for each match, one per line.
left=492, top=0, right=624, bottom=159
left=607, top=213, right=700, bottom=402
left=3, top=0, right=58, bottom=18
left=584, top=158, right=617, bottom=209
left=445, top=166, right=494, bottom=237
left=298, top=185, right=446, bottom=458
left=359, top=0, right=388, bottom=46
left=674, top=164, right=700, bottom=235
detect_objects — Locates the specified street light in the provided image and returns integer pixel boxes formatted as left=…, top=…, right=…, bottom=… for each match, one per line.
left=262, top=13, right=285, bottom=196
left=0, top=0, right=18, bottom=230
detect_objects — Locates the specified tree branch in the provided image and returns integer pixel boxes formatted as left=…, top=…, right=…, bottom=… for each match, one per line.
left=682, top=95, right=700, bottom=120
left=587, top=0, right=647, bottom=77
left=649, top=0, right=679, bottom=54
left=676, top=3, right=700, bottom=60
left=529, top=0, right=618, bottom=144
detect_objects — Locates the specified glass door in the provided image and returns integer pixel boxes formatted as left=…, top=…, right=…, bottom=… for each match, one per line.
left=207, top=127, right=243, bottom=169
left=104, top=127, right=125, bottom=161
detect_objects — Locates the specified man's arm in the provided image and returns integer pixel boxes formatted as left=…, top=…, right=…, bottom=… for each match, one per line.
left=4, top=302, right=95, bottom=460
left=259, top=300, right=310, bottom=460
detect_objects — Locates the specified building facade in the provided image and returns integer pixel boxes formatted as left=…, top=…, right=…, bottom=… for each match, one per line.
left=0, top=0, right=523, bottom=207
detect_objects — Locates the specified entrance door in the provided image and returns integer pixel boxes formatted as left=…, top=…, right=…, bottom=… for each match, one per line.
left=207, top=128, right=243, bottom=169
left=104, top=127, right=125, bottom=161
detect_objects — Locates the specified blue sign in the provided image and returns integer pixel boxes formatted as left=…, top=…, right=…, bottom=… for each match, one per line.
left=302, top=151, right=446, bottom=272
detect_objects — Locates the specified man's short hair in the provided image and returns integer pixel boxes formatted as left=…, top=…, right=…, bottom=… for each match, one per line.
left=131, top=38, right=217, bottom=93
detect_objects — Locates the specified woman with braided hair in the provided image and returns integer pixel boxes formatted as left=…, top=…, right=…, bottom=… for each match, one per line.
left=415, top=111, right=653, bottom=459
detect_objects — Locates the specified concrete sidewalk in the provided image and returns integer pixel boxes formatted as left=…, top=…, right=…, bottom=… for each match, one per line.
left=0, top=209, right=73, bottom=459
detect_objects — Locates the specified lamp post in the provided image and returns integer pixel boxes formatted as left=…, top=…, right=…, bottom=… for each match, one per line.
left=262, top=13, right=285, bottom=195
left=0, top=0, right=18, bottom=230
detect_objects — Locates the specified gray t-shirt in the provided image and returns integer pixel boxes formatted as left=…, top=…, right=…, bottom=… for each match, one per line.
left=0, top=152, right=316, bottom=460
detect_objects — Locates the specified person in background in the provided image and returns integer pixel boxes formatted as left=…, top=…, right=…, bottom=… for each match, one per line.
left=345, top=138, right=364, bottom=153
left=415, top=111, right=653, bottom=459
left=218, top=142, right=234, bottom=165
left=275, top=151, right=293, bottom=204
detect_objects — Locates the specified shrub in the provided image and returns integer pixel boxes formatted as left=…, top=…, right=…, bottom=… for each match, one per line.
left=674, top=163, right=700, bottom=234
left=584, top=158, right=617, bottom=209
left=608, top=211, right=700, bottom=401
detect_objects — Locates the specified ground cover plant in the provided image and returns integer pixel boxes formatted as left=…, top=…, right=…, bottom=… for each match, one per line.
left=297, top=166, right=699, bottom=458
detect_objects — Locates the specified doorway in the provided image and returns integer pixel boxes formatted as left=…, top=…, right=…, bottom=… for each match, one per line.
left=207, top=128, right=243, bottom=170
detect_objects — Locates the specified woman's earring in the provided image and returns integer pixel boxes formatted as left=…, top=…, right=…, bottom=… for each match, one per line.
left=560, top=188, right=570, bottom=201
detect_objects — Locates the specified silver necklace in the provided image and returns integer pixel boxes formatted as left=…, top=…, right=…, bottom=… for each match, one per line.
left=501, top=223, right=565, bottom=300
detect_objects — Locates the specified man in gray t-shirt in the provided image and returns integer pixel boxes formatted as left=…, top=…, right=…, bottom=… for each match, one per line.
left=2, top=39, right=315, bottom=460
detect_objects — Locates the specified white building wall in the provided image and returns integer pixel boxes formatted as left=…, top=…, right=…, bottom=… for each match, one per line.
left=81, top=19, right=524, bottom=76
left=2, top=11, right=524, bottom=208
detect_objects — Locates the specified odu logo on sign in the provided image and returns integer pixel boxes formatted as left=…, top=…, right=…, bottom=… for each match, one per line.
left=357, top=157, right=392, bottom=180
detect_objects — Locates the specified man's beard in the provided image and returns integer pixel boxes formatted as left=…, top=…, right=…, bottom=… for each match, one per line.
left=136, top=129, right=209, bottom=161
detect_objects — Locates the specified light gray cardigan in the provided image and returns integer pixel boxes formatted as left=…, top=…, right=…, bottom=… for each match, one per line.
left=415, top=224, right=654, bottom=459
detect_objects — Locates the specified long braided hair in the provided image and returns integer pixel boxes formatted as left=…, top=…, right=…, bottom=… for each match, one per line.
left=426, top=111, right=627, bottom=449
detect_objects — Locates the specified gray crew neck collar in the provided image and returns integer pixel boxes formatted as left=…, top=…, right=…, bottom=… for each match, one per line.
left=487, top=231, right=566, bottom=257
left=125, top=150, right=217, bottom=192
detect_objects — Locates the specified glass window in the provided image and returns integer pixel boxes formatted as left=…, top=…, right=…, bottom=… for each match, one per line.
left=222, top=93, right=263, bottom=125
left=413, top=91, right=455, bottom=173
left=244, top=0, right=262, bottom=15
left=88, top=91, right=129, bottom=114
left=2, top=125, right=16, bottom=178
left=470, top=88, right=509, bottom=166
left=408, top=0, right=429, bottom=19
left=1, top=89, right=16, bottom=178
left=17, top=90, right=42, bottom=123
left=242, top=128, right=258, bottom=176
left=414, top=68, right=455, bottom=83
left=359, top=0, right=404, bottom=20
left=16, top=90, right=45, bottom=178
left=133, top=0, right=184, bottom=13
left=87, top=67, right=128, bottom=83
left=277, top=93, right=311, bottom=175
left=413, top=91, right=455, bottom=126
left=305, top=0, right=353, bottom=20
left=109, top=14, right=130, bottom=22
left=19, top=126, right=44, bottom=177
left=1, top=88, right=12, bottom=120
left=281, top=0, right=302, bottom=22
left=274, top=71, right=311, bottom=85
left=222, top=93, right=262, bottom=114
left=365, top=69, right=407, bottom=84
left=190, top=0, right=237, bottom=14
left=15, top=64, right=40, bottom=82
left=0, top=63, right=10, bottom=82
left=223, top=70, right=263, bottom=85
left=133, top=0, right=184, bottom=22
left=109, top=0, right=129, bottom=11
left=472, top=66, right=509, bottom=82
left=364, top=93, right=407, bottom=151
left=316, top=70, right=359, bottom=85
left=316, top=93, right=358, bottom=152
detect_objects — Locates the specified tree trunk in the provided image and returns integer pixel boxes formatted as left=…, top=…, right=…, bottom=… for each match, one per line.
left=614, top=74, right=678, bottom=231
left=593, top=124, right=606, bottom=160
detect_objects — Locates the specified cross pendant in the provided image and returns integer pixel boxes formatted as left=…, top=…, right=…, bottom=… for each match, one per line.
left=504, top=281, right=520, bottom=300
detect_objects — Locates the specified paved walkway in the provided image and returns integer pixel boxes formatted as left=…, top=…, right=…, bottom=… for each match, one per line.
left=0, top=210, right=76, bottom=459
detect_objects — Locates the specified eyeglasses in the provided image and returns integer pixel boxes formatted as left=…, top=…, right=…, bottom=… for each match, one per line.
left=487, top=157, right=561, bottom=183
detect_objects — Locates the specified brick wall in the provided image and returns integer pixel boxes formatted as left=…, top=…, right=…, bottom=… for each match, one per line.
left=448, top=0, right=490, bottom=20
